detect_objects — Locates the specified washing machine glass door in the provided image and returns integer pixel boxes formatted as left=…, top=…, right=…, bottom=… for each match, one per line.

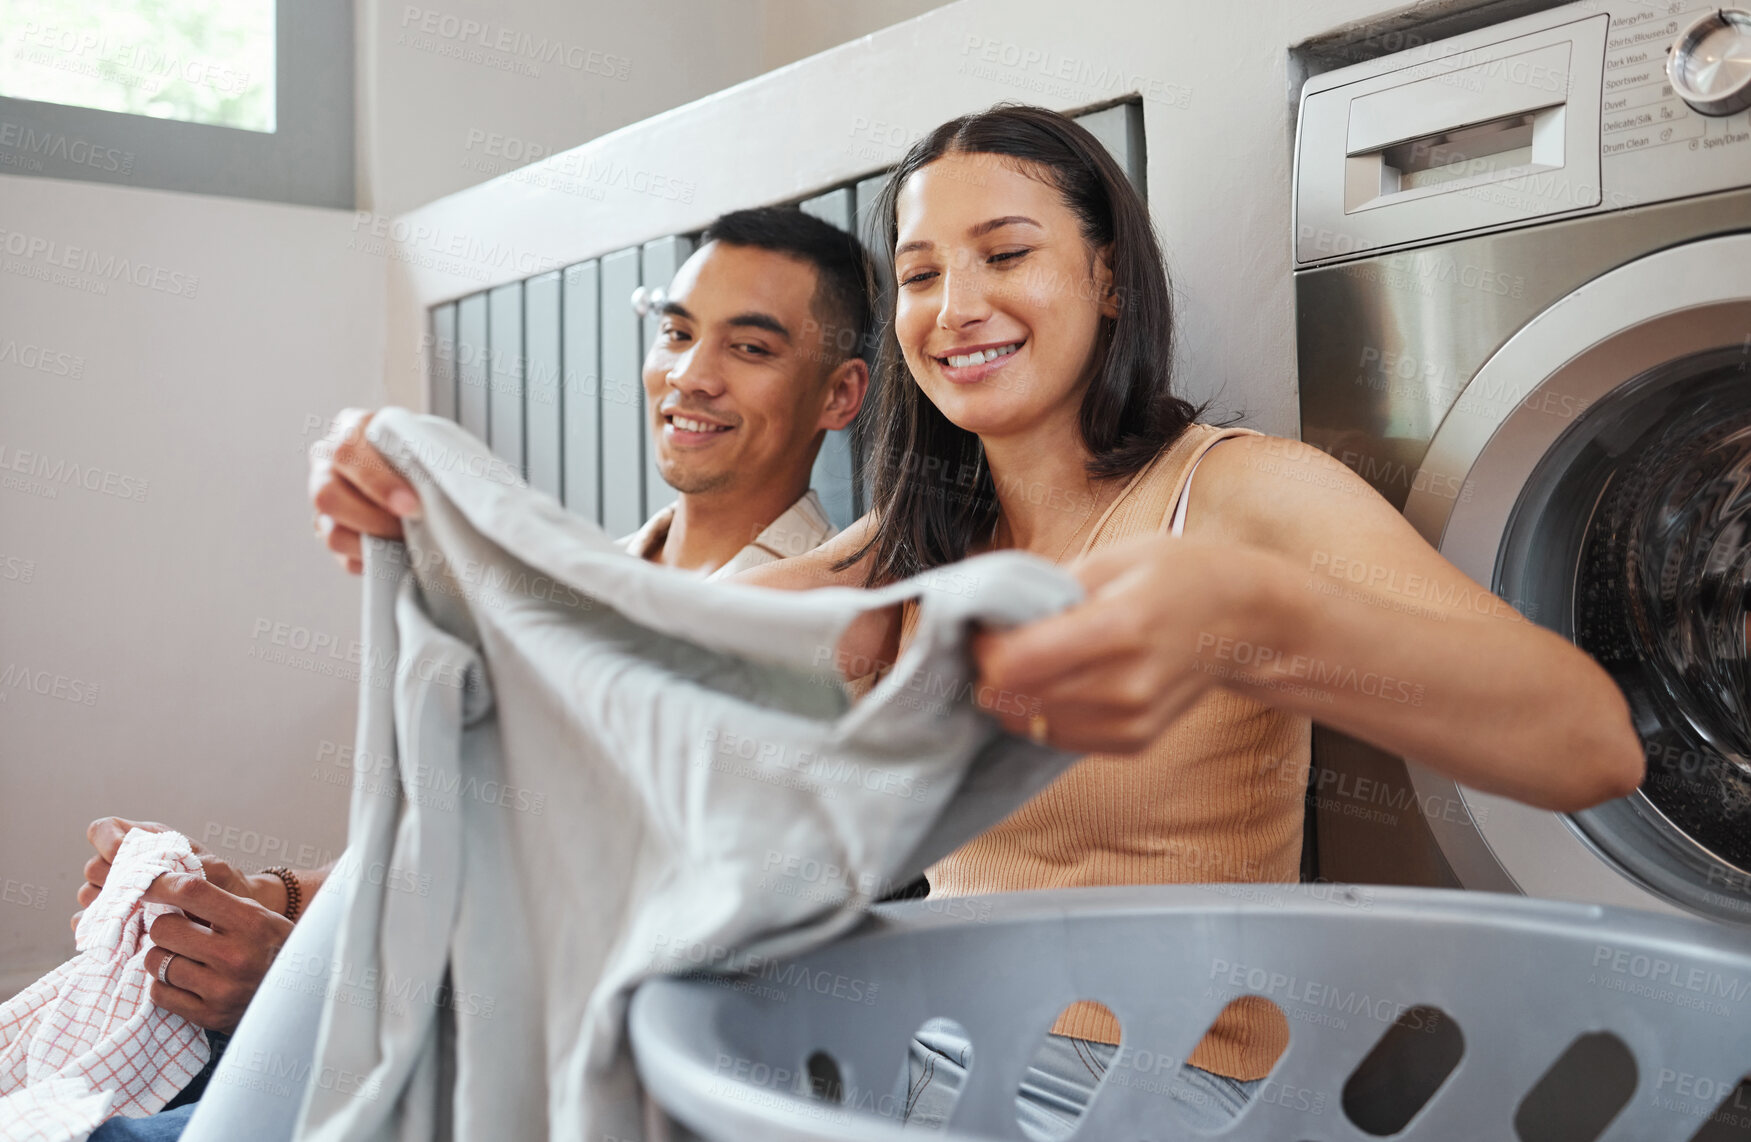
left=1502, top=350, right=1751, bottom=921
left=1404, top=232, right=1751, bottom=923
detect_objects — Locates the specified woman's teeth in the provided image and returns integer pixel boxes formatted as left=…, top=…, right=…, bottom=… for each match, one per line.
left=945, top=343, right=1021, bottom=369
left=671, top=416, right=729, bottom=433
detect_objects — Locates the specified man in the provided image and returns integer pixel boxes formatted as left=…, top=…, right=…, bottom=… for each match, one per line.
left=317, top=205, right=870, bottom=580
left=76, top=205, right=874, bottom=1139
left=613, top=206, right=871, bottom=575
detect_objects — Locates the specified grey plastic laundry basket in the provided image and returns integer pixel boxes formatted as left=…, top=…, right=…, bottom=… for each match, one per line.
left=628, top=884, right=1751, bottom=1141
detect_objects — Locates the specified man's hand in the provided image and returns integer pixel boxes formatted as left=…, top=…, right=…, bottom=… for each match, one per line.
left=71, top=817, right=288, bottom=931
left=307, top=407, right=422, bottom=575
left=141, top=874, right=294, bottom=1034
left=69, top=818, right=299, bottom=1034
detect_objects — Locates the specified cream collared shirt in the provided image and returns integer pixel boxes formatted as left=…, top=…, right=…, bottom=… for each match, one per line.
left=618, top=489, right=837, bottom=580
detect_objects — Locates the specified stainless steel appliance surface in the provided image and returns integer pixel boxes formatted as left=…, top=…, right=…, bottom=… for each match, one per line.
left=1293, top=0, right=1751, bottom=923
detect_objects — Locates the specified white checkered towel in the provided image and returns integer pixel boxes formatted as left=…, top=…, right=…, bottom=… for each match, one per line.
left=0, top=828, right=212, bottom=1141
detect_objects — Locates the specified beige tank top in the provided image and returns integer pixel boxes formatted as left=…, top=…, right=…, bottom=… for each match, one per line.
left=896, top=423, right=1312, bottom=1080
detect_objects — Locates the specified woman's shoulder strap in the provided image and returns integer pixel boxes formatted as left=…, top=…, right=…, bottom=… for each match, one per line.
left=1085, top=423, right=1256, bottom=546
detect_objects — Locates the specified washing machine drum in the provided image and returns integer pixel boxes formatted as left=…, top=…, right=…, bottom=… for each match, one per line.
left=1502, top=348, right=1751, bottom=918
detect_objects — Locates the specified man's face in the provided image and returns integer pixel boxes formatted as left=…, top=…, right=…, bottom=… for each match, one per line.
left=643, top=241, right=848, bottom=497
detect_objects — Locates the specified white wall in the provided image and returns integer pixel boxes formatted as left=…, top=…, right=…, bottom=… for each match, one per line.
left=359, top=0, right=955, bottom=216
left=379, top=0, right=1428, bottom=436
left=0, top=176, right=387, bottom=993
left=757, top=0, right=958, bottom=79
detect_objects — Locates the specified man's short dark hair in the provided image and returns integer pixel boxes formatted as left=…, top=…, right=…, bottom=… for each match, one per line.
left=699, top=206, right=874, bottom=371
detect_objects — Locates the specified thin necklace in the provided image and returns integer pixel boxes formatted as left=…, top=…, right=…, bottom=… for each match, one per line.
left=991, top=483, right=1106, bottom=565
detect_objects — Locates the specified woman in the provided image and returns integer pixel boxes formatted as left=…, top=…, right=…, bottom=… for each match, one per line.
left=729, top=104, right=1643, bottom=1135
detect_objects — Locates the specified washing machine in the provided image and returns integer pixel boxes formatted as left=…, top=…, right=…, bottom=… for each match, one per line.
left=1293, top=1, right=1751, bottom=923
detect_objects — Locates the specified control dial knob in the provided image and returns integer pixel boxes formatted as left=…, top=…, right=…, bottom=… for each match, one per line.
left=1667, top=8, right=1751, bottom=117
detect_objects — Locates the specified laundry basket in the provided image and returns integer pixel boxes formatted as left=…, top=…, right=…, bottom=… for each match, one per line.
left=628, top=884, right=1751, bottom=1141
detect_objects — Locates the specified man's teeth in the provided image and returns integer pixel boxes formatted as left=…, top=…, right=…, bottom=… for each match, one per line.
left=945, top=343, right=1021, bottom=369
left=671, top=416, right=729, bottom=433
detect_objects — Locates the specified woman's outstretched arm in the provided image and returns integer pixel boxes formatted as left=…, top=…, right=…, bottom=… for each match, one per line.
left=732, top=513, right=903, bottom=684
left=973, top=435, right=1643, bottom=813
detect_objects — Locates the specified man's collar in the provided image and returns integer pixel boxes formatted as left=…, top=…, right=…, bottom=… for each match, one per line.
left=619, top=502, right=677, bottom=562
left=620, top=489, right=837, bottom=579
left=744, top=488, right=835, bottom=563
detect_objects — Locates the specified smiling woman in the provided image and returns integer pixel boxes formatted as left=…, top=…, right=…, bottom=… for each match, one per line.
left=855, top=108, right=1194, bottom=580
left=730, top=102, right=1645, bottom=1139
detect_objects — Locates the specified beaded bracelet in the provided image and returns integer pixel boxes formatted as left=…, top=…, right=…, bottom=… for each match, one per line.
left=261, top=866, right=303, bottom=922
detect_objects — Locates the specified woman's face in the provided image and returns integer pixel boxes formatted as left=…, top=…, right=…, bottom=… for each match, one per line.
left=892, top=151, right=1115, bottom=441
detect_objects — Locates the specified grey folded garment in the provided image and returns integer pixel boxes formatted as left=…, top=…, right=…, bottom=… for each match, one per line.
left=186, top=409, right=1084, bottom=1142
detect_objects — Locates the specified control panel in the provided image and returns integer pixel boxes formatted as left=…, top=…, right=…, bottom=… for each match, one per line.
left=1603, top=5, right=1751, bottom=164
left=1295, top=0, right=1751, bottom=265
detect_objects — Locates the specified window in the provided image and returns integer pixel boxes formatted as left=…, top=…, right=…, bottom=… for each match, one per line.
left=0, top=0, right=275, bottom=132
left=0, top=0, right=351, bottom=208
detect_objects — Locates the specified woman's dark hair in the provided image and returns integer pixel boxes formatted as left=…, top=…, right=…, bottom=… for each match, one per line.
left=842, top=103, right=1200, bottom=586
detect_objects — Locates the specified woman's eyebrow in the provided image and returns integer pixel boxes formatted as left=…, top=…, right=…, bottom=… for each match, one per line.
left=896, top=215, right=1044, bottom=257
left=971, top=215, right=1042, bottom=238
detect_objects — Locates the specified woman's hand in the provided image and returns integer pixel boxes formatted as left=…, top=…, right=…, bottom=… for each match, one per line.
left=971, top=535, right=1270, bottom=753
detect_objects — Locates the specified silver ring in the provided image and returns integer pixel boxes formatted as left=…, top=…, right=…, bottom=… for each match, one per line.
left=157, top=951, right=177, bottom=986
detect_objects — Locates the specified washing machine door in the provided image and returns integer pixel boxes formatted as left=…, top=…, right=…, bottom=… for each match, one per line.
left=1404, top=232, right=1751, bottom=924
